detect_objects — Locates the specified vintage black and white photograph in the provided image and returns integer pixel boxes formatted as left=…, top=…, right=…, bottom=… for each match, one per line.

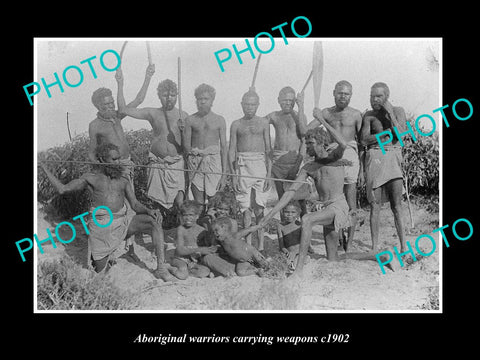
left=33, top=38, right=441, bottom=312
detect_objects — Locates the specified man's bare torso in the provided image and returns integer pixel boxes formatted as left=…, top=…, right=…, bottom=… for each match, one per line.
left=90, top=118, right=130, bottom=158
left=268, top=111, right=302, bottom=152
left=363, top=107, right=405, bottom=147
left=302, top=161, right=345, bottom=202
left=82, top=172, right=129, bottom=212
left=149, top=107, right=187, bottom=158
left=233, top=116, right=268, bottom=153
left=187, top=111, right=224, bottom=149
left=323, top=106, right=361, bottom=143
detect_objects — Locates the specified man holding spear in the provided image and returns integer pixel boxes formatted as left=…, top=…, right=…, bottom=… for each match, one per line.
left=117, top=70, right=188, bottom=216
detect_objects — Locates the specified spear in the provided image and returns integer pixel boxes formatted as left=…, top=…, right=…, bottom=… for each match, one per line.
left=66, top=112, right=72, bottom=141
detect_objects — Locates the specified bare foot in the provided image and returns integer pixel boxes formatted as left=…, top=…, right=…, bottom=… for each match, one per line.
left=286, top=268, right=304, bottom=281
left=153, top=267, right=177, bottom=282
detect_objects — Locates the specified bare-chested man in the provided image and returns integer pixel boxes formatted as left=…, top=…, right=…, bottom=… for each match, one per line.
left=117, top=69, right=188, bottom=214
left=256, top=110, right=352, bottom=278
left=184, top=84, right=228, bottom=206
left=360, top=82, right=407, bottom=253
left=88, top=64, right=155, bottom=175
left=40, top=143, right=175, bottom=281
left=266, top=87, right=308, bottom=217
left=307, top=80, right=363, bottom=252
left=228, top=90, right=272, bottom=253
left=87, top=64, right=154, bottom=258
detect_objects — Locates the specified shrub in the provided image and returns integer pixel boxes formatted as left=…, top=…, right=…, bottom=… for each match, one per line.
left=356, top=115, right=439, bottom=208
left=38, top=129, right=155, bottom=220
left=37, top=255, right=138, bottom=310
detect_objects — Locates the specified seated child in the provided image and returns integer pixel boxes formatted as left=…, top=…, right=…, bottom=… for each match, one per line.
left=206, top=216, right=269, bottom=277
left=276, top=201, right=315, bottom=272
left=276, top=202, right=302, bottom=271
left=199, top=192, right=239, bottom=245
left=170, top=200, right=218, bottom=280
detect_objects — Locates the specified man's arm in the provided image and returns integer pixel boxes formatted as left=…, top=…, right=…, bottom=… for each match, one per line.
left=277, top=224, right=286, bottom=252
left=217, top=117, right=228, bottom=190
left=313, top=108, right=347, bottom=149
left=116, top=67, right=154, bottom=121
left=40, top=163, right=88, bottom=194
left=126, top=64, right=155, bottom=108
left=307, top=108, right=328, bottom=130
left=183, top=116, right=193, bottom=154
left=228, top=121, right=238, bottom=174
left=263, top=118, right=273, bottom=191
left=124, top=180, right=160, bottom=221
left=360, top=115, right=391, bottom=146
left=257, top=169, right=309, bottom=227
left=292, top=92, right=308, bottom=137
left=228, top=121, right=239, bottom=191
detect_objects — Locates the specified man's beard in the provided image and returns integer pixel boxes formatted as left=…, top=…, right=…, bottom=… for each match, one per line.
left=98, top=109, right=118, bottom=120
left=103, top=164, right=123, bottom=179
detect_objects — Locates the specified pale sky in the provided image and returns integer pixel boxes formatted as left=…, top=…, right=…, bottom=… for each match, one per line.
left=34, top=38, right=440, bottom=151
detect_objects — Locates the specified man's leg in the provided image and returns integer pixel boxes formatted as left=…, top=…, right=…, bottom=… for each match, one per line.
left=243, top=209, right=253, bottom=245
left=274, top=179, right=286, bottom=222
left=202, top=254, right=236, bottom=277
left=385, top=179, right=407, bottom=252
left=292, top=208, right=336, bottom=277
left=254, top=205, right=265, bottom=252
left=369, top=187, right=383, bottom=252
left=343, top=183, right=357, bottom=252
left=324, top=226, right=340, bottom=261
left=235, top=261, right=257, bottom=277
left=191, top=183, right=205, bottom=205
left=126, top=214, right=175, bottom=281
left=190, top=264, right=211, bottom=278
left=92, top=255, right=109, bottom=273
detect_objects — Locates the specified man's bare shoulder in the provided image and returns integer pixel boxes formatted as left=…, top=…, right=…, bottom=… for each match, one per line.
left=301, top=160, right=321, bottom=172
left=346, top=106, right=362, bottom=117
left=79, top=171, right=104, bottom=186
left=266, top=110, right=281, bottom=122
left=362, top=110, right=378, bottom=121
left=231, top=118, right=241, bottom=128
left=258, top=116, right=270, bottom=127
left=209, top=111, right=226, bottom=124
left=88, top=118, right=101, bottom=129
left=392, top=106, right=407, bottom=118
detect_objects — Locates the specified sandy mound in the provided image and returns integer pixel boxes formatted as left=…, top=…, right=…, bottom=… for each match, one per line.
left=36, top=200, right=439, bottom=311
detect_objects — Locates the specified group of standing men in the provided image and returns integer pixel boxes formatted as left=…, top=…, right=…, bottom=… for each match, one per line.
left=41, top=54, right=410, bottom=279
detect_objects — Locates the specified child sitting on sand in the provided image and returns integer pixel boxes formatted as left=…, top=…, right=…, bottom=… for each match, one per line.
left=170, top=200, right=218, bottom=280
left=209, top=216, right=269, bottom=277
left=199, top=192, right=239, bottom=245
left=276, top=201, right=316, bottom=272
left=276, top=202, right=302, bottom=272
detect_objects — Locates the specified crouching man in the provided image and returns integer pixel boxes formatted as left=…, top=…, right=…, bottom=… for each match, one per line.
left=40, top=143, right=175, bottom=282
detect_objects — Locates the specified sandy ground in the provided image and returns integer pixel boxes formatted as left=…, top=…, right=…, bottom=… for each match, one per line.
left=36, top=199, right=439, bottom=311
